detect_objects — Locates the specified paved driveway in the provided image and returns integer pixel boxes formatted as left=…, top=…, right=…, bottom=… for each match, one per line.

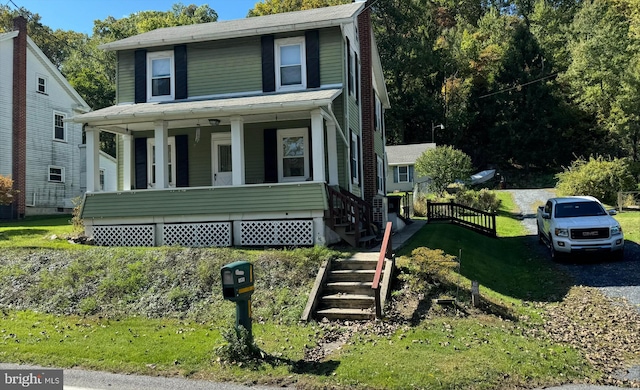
left=507, top=189, right=640, bottom=310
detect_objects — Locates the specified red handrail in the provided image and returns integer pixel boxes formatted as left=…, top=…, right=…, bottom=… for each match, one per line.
left=372, top=221, right=393, bottom=318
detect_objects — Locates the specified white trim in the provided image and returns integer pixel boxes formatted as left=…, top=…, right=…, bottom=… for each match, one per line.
left=53, top=111, right=67, bottom=142
left=147, top=51, right=174, bottom=102
left=350, top=131, right=359, bottom=185
left=147, top=136, right=176, bottom=188
left=277, top=128, right=310, bottom=182
left=48, top=165, right=65, bottom=183
left=211, top=133, right=232, bottom=186
left=377, top=155, right=384, bottom=195
left=275, top=37, right=306, bottom=91
left=36, top=73, right=48, bottom=94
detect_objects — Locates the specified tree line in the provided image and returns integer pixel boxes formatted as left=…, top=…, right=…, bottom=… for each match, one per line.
left=2, top=0, right=639, bottom=173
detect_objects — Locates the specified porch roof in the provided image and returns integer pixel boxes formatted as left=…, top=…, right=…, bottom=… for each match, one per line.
left=71, top=88, right=342, bottom=128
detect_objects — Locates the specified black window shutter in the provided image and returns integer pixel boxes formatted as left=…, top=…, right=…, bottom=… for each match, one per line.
left=134, top=137, right=148, bottom=189
left=355, top=52, right=359, bottom=104
left=175, top=134, right=189, bottom=187
left=174, top=45, right=188, bottom=100
left=134, top=49, right=147, bottom=103
left=307, top=127, right=314, bottom=180
left=264, top=128, right=278, bottom=183
left=261, top=35, right=275, bottom=93
left=305, top=30, right=320, bottom=89
left=346, top=38, right=352, bottom=95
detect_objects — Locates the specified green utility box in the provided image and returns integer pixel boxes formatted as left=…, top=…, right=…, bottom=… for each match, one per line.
left=221, top=261, right=254, bottom=302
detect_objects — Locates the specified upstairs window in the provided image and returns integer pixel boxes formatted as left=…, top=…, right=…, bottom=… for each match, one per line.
left=53, top=112, right=66, bottom=141
left=37, top=74, right=47, bottom=94
left=275, top=37, right=306, bottom=90
left=350, top=131, right=359, bottom=185
left=375, top=94, right=383, bottom=131
left=377, top=156, right=384, bottom=194
left=147, top=51, right=174, bottom=101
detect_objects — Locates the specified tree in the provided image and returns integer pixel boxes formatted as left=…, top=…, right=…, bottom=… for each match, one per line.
left=247, top=0, right=350, bottom=16
left=0, top=175, right=17, bottom=206
left=415, top=145, right=473, bottom=194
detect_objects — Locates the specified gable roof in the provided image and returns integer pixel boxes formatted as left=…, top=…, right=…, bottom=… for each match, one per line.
left=386, top=143, right=435, bottom=165
left=100, top=2, right=365, bottom=52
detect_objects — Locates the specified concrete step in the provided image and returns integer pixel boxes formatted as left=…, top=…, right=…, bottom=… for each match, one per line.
left=319, top=294, right=375, bottom=310
left=328, top=269, right=375, bottom=282
left=315, top=308, right=375, bottom=321
left=325, top=281, right=373, bottom=295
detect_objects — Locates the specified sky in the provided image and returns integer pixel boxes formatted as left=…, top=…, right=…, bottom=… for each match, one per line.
left=5, top=0, right=260, bottom=34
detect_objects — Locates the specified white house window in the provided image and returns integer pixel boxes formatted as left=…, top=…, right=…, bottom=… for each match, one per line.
left=99, top=168, right=105, bottom=191
left=277, top=128, right=309, bottom=182
left=375, top=94, right=383, bottom=131
left=37, top=74, right=47, bottom=94
left=377, top=156, right=384, bottom=194
left=147, top=137, right=176, bottom=187
left=48, top=165, right=65, bottom=183
left=350, top=131, right=359, bottom=184
left=53, top=112, right=66, bottom=141
left=275, top=37, right=306, bottom=90
left=395, top=165, right=414, bottom=183
left=147, top=51, right=174, bottom=101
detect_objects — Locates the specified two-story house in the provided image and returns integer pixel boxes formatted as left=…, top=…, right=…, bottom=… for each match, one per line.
left=72, top=2, right=390, bottom=248
left=0, top=16, right=90, bottom=219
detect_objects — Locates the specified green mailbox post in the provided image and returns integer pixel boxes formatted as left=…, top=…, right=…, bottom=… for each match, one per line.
left=221, top=261, right=254, bottom=339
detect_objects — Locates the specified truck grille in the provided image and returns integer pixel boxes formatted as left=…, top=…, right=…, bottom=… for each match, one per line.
left=571, top=228, right=610, bottom=240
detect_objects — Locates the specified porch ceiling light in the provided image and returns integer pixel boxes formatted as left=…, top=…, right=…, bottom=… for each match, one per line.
left=209, top=118, right=221, bottom=126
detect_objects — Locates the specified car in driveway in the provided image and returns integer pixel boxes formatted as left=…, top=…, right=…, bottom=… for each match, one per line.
left=537, top=196, right=624, bottom=260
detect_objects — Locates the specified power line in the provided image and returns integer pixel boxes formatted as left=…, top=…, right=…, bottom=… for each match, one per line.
left=478, top=72, right=559, bottom=99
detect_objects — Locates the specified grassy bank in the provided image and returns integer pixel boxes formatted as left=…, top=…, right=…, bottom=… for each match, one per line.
left=1, top=195, right=637, bottom=388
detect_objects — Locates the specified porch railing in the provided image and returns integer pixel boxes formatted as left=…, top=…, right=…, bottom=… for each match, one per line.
left=372, top=221, right=393, bottom=318
left=427, top=199, right=497, bottom=237
left=326, top=185, right=374, bottom=246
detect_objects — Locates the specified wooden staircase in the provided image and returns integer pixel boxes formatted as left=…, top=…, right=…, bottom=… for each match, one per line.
left=326, top=185, right=377, bottom=248
left=302, top=244, right=395, bottom=322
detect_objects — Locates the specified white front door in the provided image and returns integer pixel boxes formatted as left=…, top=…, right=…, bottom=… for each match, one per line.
left=212, top=136, right=232, bottom=186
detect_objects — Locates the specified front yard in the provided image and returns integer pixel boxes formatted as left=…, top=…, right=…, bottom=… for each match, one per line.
left=0, top=192, right=639, bottom=389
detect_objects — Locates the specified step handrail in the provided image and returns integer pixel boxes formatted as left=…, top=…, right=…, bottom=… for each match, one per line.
left=372, top=221, right=393, bottom=318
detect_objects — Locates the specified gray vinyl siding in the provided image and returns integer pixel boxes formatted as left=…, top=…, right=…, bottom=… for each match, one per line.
left=81, top=182, right=328, bottom=218
left=188, top=37, right=262, bottom=97
left=117, top=51, right=134, bottom=104
left=319, top=28, right=343, bottom=86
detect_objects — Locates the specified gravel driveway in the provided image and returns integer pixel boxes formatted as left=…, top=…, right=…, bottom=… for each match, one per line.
left=506, top=189, right=640, bottom=310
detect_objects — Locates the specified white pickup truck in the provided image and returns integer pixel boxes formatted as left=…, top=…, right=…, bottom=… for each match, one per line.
left=536, top=196, right=624, bottom=260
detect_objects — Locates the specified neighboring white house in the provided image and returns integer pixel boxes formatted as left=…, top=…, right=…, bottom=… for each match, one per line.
left=0, top=17, right=90, bottom=218
left=78, top=146, right=117, bottom=192
left=386, top=142, right=435, bottom=193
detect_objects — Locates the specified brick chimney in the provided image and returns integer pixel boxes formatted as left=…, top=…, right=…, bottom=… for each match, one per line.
left=12, top=16, right=27, bottom=218
left=358, top=3, right=376, bottom=204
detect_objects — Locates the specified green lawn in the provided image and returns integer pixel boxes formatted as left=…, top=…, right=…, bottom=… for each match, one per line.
left=1, top=194, right=638, bottom=388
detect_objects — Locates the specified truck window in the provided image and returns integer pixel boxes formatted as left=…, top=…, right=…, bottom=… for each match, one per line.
left=554, top=201, right=607, bottom=218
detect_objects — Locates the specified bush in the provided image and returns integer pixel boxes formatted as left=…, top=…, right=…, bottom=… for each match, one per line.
left=432, top=189, right=502, bottom=212
left=0, top=175, right=17, bottom=206
left=415, top=146, right=473, bottom=195
left=397, top=247, right=458, bottom=293
left=555, top=156, right=636, bottom=204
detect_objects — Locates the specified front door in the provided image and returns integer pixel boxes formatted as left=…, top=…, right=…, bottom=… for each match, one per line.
left=212, top=136, right=232, bottom=186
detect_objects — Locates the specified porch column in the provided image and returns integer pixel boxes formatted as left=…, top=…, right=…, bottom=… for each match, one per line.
left=122, top=133, right=133, bottom=190
left=85, top=126, right=100, bottom=192
left=230, top=116, right=245, bottom=185
left=326, top=121, right=339, bottom=186
left=310, top=109, right=326, bottom=182
left=154, top=120, right=169, bottom=189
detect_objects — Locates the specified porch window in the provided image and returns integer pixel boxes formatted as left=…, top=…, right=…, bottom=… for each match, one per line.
left=147, top=51, right=174, bottom=101
left=99, top=168, right=105, bottom=191
left=394, top=165, right=414, bottom=183
left=278, top=128, right=309, bottom=182
left=350, top=131, right=359, bottom=184
left=48, top=165, right=65, bottom=183
left=147, top=137, right=176, bottom=187
left=275, top=37, right=306, bottom=91
left=377, top=155, right=384, bottom=194
left=53, top=112, right=66, bottom=141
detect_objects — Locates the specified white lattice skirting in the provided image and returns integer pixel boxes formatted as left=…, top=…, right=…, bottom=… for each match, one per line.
left=163, top=222, right=231, bottom=247
left=240, top=220, right=314, bottom=246
left=94, top=225, right=155, bottom=247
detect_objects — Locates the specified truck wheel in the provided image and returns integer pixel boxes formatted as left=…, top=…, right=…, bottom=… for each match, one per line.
left=548, top=234, right=561, bottom=261
left=537, top=224, right=544, bottom=244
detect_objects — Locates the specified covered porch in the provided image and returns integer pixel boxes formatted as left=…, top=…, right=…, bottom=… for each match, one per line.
left=73, top=89, right=355, bottom=247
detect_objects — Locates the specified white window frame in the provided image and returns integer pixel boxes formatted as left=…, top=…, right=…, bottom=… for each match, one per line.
left=48, top=165, right=65, bottom=183
left=349, top=48, right=357, bottom=99
left=377, top=155, right=384, bottom=195
left=375, top=94, right=383, bottom=131
left=147, top=51, right=174, bottom=102
left=350, top=131, right=359, bottom=185
left=275, top=37, right=306, bottom=91
left=396, top=165, right=413, bottom=183
left=37, top=74, right=47, bottom=94
left=277, top=128, right=309, bottom=182
left=147, top=137, right=176, bottom=188
left=53, top=111, right=66, bottom=142
left=99, top=168, right=105, bottom=191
